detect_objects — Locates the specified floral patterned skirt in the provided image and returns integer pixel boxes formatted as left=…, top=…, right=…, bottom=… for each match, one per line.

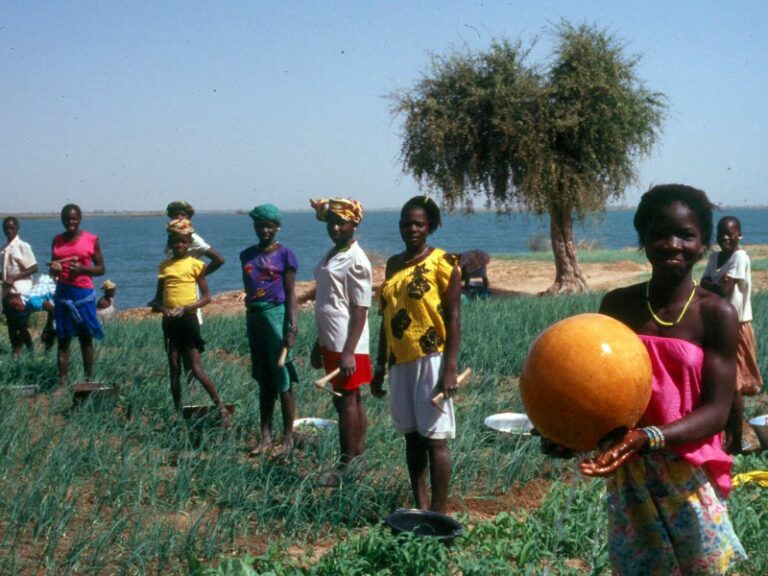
left=607, top=451, right=746, bottom=575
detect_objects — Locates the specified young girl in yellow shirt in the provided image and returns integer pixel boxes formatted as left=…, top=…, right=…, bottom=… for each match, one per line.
left=152, top=218, right=231, bottom=428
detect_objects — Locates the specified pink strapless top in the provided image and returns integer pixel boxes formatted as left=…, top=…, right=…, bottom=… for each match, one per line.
left=639, top=335, right=732, bottom=497
left=52, top=231, right=98, bottom=289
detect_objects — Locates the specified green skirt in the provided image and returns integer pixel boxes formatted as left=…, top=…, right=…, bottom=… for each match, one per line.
left=246, top=301, right=298, bottom=393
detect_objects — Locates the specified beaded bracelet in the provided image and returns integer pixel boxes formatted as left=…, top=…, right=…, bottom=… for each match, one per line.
left=286, top=325, right=299, bottom=335
left=640, top=426, right=666, bottom=451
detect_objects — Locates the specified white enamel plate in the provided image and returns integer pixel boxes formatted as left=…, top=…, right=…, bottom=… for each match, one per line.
left=748, top=415, right=768, bottom=427
left=484, top=412, right=534, bottom=435
left=294, top=417, right=337, bottom=430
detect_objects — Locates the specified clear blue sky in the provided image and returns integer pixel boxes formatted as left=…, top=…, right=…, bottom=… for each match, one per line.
left=2, top=1, right=766, bottom=213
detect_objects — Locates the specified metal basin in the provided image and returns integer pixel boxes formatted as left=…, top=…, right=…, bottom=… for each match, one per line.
left=9, top=385, right=37, bottom=398
left=385, top=508, right=463, bottom=546
left=72, top=382, right=119, bottom=408
left=182, top=404, right=235, bottom=421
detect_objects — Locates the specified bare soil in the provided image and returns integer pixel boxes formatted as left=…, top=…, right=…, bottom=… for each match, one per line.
left=119, top=245, right=768, bottom=320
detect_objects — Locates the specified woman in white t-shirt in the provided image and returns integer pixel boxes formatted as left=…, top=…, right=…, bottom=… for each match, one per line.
left=310, top=197, right=372, bottom=486
left=1, top=216, right=38, bottom=354
left=702, top=215, right=763, bottom=453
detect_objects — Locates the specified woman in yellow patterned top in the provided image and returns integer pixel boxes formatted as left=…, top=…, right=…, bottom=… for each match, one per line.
left=151, top=218, right=231, bottom=428
left=371, top=196, right=461, bottom=513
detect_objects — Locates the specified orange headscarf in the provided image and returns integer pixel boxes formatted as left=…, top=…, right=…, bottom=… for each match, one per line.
left=166, top=217, right=195, bottom=236
left=309, top=197, right=363, bottom=225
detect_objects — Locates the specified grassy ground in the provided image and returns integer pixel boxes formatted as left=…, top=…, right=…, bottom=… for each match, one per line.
left=1, top=278, right=767, bottom=574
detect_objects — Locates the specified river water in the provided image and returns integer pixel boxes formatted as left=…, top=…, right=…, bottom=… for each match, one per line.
left=8, top=207, right=767, bottom=309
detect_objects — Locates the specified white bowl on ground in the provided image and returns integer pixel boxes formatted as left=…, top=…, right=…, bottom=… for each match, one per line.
left=294, top=417, right=337, bottom=431
left=484, top=412, right=533, bottom=435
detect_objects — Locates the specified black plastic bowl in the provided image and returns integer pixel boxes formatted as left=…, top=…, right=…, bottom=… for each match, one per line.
left=385, top=508, right=463, bottom=545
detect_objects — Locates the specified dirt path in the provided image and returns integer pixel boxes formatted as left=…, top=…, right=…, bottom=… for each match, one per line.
left=483, top=258, right=650, bottom=296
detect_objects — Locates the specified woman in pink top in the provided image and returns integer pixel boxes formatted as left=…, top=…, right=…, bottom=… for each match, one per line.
left=578, top=185, right=746, bottom=575
left=50, top=204, right=105, bottom=391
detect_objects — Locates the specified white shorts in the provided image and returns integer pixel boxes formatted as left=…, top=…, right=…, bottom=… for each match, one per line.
left=388, top=353, right=455, bottom=440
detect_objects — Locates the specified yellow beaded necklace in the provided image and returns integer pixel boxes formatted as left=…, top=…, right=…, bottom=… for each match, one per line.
left=646, top=280, right=698, bottom=327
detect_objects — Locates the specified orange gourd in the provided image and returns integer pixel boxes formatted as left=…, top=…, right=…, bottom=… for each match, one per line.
left=520, top=313, right=652, bottom=451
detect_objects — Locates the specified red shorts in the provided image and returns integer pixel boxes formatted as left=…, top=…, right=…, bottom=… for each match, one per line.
left=320, top=347, right=372, bottom=391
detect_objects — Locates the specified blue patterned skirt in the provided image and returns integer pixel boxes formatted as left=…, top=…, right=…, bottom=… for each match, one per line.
left=54, top=284, right=104, bottom=340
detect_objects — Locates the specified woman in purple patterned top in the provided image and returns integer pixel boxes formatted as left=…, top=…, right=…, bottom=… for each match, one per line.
left=240, top=204, right=299, bottom=458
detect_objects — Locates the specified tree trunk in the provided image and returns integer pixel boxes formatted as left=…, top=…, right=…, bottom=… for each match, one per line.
left=545, top=206, right=589, bottom=294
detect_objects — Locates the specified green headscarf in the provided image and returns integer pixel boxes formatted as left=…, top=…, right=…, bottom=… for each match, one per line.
left=248, top=204, right=282, bottom=225
left=166, top=201, right=196, bottom=218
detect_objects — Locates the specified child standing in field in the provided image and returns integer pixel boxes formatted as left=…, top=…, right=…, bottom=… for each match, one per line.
left=578, top=184, right=745, bottom=575
left=701, top=216, right=763, bottom=453
left=163, top=201, right=225, bottom=381
left=241, top=204, right=299, bottom=457
left=96, top=279, right=117, bottom=320
left=152, top=218, right=231, bottom=427
left=1, top=216, right=38, bottom=355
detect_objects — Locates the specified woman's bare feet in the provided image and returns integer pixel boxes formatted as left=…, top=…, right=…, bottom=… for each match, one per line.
left=218, top=406, right=232, bottom=430
left=249, top=438, right=272, bottom=457
left=271, top=435, right=294, bottom=461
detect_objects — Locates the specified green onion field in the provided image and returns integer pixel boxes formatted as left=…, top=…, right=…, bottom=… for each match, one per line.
left=1, top=264, right=767, bottom=575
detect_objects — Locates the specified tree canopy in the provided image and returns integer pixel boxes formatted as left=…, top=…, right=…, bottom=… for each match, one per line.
left=392, top=22, right=666, bottom=292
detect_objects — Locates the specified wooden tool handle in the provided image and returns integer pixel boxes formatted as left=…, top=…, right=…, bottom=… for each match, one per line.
left=431, top=368, right=472, bottom=407
left=320, top=384, right=342, bottom=397
left=277, top=347, right=288, bottom=367
left=314, top=367, right=341, bottom=387
left=315, top=368, right=342, bottom=398
left=314, top=367, right=343, bottom=397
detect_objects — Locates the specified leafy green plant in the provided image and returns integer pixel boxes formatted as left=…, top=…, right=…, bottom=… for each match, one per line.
left=0, top=280, right=766, bottom=574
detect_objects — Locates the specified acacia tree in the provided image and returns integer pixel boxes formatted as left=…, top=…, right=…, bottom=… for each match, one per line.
left=392, top=23, right=665, bottom=293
